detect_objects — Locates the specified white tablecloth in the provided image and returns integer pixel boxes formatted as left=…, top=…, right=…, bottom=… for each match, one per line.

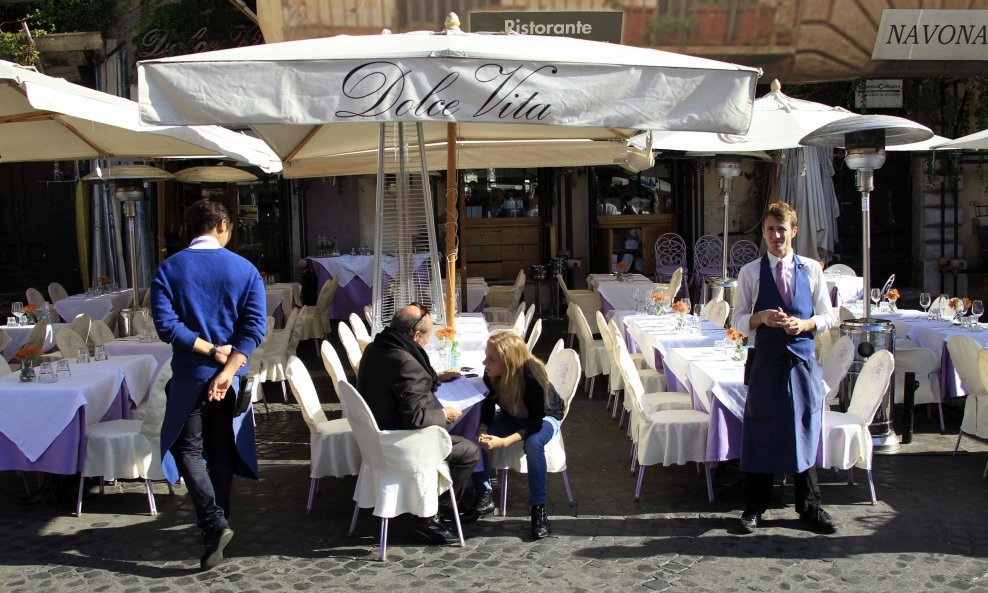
left=309, top=254, right=432, bottom=288
left=825, top=275, right=863, bottom=305
left=590, top=276, right=658, bottom=312
left=265, top=282, right=301, bottom=317
left=623, top=314, right=726, bottom=371
left=2, top=323, right=66, bottom=360
left=465, top=278, right=489, bottom=313
left=672, top=347, right=747, bottom=419
left=55, top=290, right=133, bottom=324
left=104, top=337, right=172, bottom=374
left=0, top=365, right=124, bottom=461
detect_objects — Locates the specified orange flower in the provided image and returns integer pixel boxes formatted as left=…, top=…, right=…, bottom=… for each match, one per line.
left=98, top=275, right=111, bottom=284
left=884, top=289, right=900, bottom=300
left=650, top=291, right=665, bottom=303
left=726, top=328, right=737, bottom=340
left=613, top=262, right=630, bottom=273
left=22, top=304, right=36, bottom=314
left=964, top=297, right=973, bottom=309
left=435, top=327, right=456, bottom=342
left=14, top=345, right=41, bottom=362
left=671, top=300, right=689, bottom=315
left=949, top=297, right=959, bottom=309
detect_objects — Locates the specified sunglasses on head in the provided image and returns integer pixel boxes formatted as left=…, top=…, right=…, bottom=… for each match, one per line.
left=409, top=302, right=429, bottom=330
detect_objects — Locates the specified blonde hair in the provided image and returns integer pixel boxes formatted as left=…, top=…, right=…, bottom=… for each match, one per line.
left=487, top=332, right=549, bottom=412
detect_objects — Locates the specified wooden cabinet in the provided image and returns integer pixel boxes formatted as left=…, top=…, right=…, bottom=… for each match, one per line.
left=597, top=214, right=676, bottom=276
left=464, top=218, right=542, bottom=281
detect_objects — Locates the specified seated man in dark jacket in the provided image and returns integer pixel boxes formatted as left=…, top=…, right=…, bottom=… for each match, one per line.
left=356, top=304, right=481, bottom=545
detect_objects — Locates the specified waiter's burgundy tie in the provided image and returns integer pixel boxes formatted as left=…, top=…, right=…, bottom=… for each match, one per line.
left=776, top=260, right=791, bottom=308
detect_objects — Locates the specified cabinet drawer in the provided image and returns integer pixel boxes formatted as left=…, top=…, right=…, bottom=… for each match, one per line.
left=468, top=262, right=503, bottom=279
left=465, top=244, right=502, bottom=261
left=501, top=226, right=539, bottom=245
left=472, top=229, right=502, bottom=246
left=501, top=243, right=536, bottom=259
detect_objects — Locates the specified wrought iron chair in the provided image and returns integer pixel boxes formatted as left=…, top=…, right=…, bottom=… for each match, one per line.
left=654, top=233, right=687, bottom=283
left=728, top=239, right=760, bottom=277
left=692, top=235, right=724, bottom=296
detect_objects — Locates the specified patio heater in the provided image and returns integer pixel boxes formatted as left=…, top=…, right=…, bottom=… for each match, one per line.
left=801, top=115, right=933, bottom=452
left=702, top=155, right=743, bottom=313
left=83, top=164, right=173, bottom=335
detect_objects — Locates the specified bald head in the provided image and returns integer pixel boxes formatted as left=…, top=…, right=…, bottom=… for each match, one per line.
left=390, top=304, right=432, bottom=341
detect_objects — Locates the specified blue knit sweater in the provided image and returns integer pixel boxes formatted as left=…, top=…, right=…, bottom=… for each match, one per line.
left=150, top=247, right=266, bottom=380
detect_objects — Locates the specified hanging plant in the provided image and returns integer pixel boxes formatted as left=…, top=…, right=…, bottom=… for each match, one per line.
left=0, top=30, right=41, bottom=66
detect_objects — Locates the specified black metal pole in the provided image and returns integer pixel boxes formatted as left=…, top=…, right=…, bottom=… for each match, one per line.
left=901, top=371, right=916, bottom=444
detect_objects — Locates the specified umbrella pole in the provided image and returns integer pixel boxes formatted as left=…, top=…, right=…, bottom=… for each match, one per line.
left=721, top=186, right=730, bottom=278
left=445, top=122, right=457, bottom=330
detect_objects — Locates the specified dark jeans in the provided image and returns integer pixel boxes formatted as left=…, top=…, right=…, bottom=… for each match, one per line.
left=169, top=380, right=237, bottom=530
left=745, top=467, right=821, bottom=515
left=447, top=435, right=481, bottom=507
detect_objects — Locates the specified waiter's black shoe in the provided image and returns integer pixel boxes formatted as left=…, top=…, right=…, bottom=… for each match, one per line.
left=799, top=508, right=838, bottom=534
left=200, top=524, right=234, bottom=570
left=410, top=515, right=460, bottom=545
left=736, top=511, right=761, bottom=534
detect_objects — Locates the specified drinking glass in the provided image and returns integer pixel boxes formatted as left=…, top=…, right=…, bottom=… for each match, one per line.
left=955, top=299, right=967, bottom=324
left=38, top=362, right=56, bottom=383
left=93, top=345, right=107, bottom=361
left=938, top=294, right=949, bottom=320
left=76, top=347, right=90, bottom=364
left=870, top=288, right=882, bottom=308
left=10, top=301, right=23, bottom=324
left=6, top=317, right=15, bottom=327
left=919, top=292, right=931, bottom=316
left=56, top=359, right=71, bottom=378
left=972, top=300, right=984, bottom=331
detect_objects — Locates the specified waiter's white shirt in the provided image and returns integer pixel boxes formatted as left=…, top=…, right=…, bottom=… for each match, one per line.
left=732, top=252, right=836, bottom=347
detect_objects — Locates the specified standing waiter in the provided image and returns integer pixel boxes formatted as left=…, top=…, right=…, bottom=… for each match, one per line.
left=731, top=201, right=838, bottom=534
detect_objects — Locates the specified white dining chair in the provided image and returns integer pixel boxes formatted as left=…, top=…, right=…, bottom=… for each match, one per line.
left=348, top=312, right=372, bottom=351
left=338, top=321, right=363, bottom=375
left=947, top=336, right=988, bottom=465
left=299, top=276, right=339, bottom=349
left=48, top=282, right=69, bottom=303
left=526, top=318, right=543, bottom=352
left=822, top=335, right=854, bottom=407
left=557, top=274, right=601, bottom=335
left=285, top=357, right=361, bottom=514
left=892, top=347, right=943, bottom=433
left=825, top=263, right=856, bottom=276
left=25, top=287, right=47, bottom=308
left=69, top=314, right=92, bottom=344
left=822, top=350, right=894, bottom=503
left=568, top=303, right=609, bottom=398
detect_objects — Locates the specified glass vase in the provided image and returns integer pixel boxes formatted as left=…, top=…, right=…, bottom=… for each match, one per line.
left=888, top=299, right=897, bottom=313
left=19, top=362, right=36, bottom=382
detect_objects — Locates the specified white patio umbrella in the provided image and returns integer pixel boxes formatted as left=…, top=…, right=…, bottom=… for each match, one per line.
left=137, top=18, right=760, bottom=325
left=0, top=59, right=280, bottom=171
left=932, top=129, right=988, bottom=150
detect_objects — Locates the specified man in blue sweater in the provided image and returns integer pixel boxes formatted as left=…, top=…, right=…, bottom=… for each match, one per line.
left=151, top=198, right=266, bottom=570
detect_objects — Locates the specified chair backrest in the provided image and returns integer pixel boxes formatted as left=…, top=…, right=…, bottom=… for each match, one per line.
left=977, top=349, right=988, bottom=394
left=665, top=267, right=683, bottom=303
left=729, top=239, right=760, bottom=276
left=930, top=296, right=949, bottom=316
left=320, top=340, right=350, bottom=412
left=364, top=305, right=373, bottom=327
left=511, top=269, right=527, bottom=307
left=947, top=335, right=987, bottom=397
left=55, top=327, right=87, bottom=355
left=69, top=314, right=92, bottom=343
left=0, top=357, right=10, bottom=377
left=141, top=287, right=152, bottom=308
left=0, top=329, right=10, bottom=354
left=24, top=320, right=50, bottom=350
left=595, top=310, right=617, bottom=359
left=285, top=356, right=330, bottom=430
left=524, top=303, right=536, bottom=331
left=25, top=287, right=46, bottom=307
left=881, top=274, right=895, bottom=295
left=315, top=276, right=339, bottom=333
left=48, top=282, right=69, bottom=303
left=286, top=311, right=306, bottom=355
left=139, top=360, right=173, bottom=439
left=336, top=382, right=389, bottom=471
left=348, top=312, right=372, bottom=344
left=549, top=338, right=564, bottom=359
left=556, top=273, right=570, bottom=299
left=89, top=319, right=115, bottom=345
left=693, top=234, right=724, bottom=275
left=545, top=348, right=581, bottom=421
left=846, top=350, right=894, bottom=424
left=704, top=300, right=730, bottom=327
left=569, top=303, right=596, bottom=366
left=894, top=347, right=938, bottom=377
left=838, top=307, right=856, bottom=322
left=338, top=320, right=363, bottom=373
left=825, top=263, right=856, bottom=277
left=132, top=310, right=156, bottom=336
left=511, top=305, right=527, bottom=336
left=654, top=232, right=687, bottom=281
left=526, top=318, right=543, bottom=352
left=611, top=325, right=647, bottom=416
left=822, top=335, right=854, bottom=400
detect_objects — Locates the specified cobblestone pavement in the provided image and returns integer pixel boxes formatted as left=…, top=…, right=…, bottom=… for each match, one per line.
left=1, top=325, right=987, bottom=593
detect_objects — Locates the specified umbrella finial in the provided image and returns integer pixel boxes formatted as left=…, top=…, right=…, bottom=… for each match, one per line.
left=444, top=12, right=461, bottom=31
left=770, top=79, right=781, bottom=93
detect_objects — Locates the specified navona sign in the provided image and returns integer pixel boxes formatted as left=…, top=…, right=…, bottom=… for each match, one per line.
left=873, top=9, right=988, bottom=60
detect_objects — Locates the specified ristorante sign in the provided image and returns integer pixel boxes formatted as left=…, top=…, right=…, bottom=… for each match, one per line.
left=469, top=11, right=623, bottom=43
left=872, top=9, right=988, bottom=60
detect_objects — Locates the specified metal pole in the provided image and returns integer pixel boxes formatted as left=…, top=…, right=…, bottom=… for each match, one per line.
left=123, top=200, right=139, bottom=309
left=857, top=168, right=875, bottom=320
left=721, top=184, right=730, bottom=278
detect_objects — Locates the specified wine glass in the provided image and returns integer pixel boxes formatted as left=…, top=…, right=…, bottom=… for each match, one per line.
left=919, top=292, right=931, bottom=316
left=955, top=299, right=967, bottom=324
left=10, top=301, right=23, bottom=325
left=972, top=300, right=984, bottom=331
left=869, top=288, right=882, bottom=309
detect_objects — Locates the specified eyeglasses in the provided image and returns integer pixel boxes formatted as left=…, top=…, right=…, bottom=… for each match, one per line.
left=409, top=302, right=429, bottom=331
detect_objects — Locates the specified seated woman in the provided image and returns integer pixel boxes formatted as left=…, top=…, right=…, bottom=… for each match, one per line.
left=473, top=332, right=566, bottom=539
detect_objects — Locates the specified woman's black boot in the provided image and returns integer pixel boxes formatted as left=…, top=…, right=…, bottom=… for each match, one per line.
left=530, top=505, right=550, bottom=539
